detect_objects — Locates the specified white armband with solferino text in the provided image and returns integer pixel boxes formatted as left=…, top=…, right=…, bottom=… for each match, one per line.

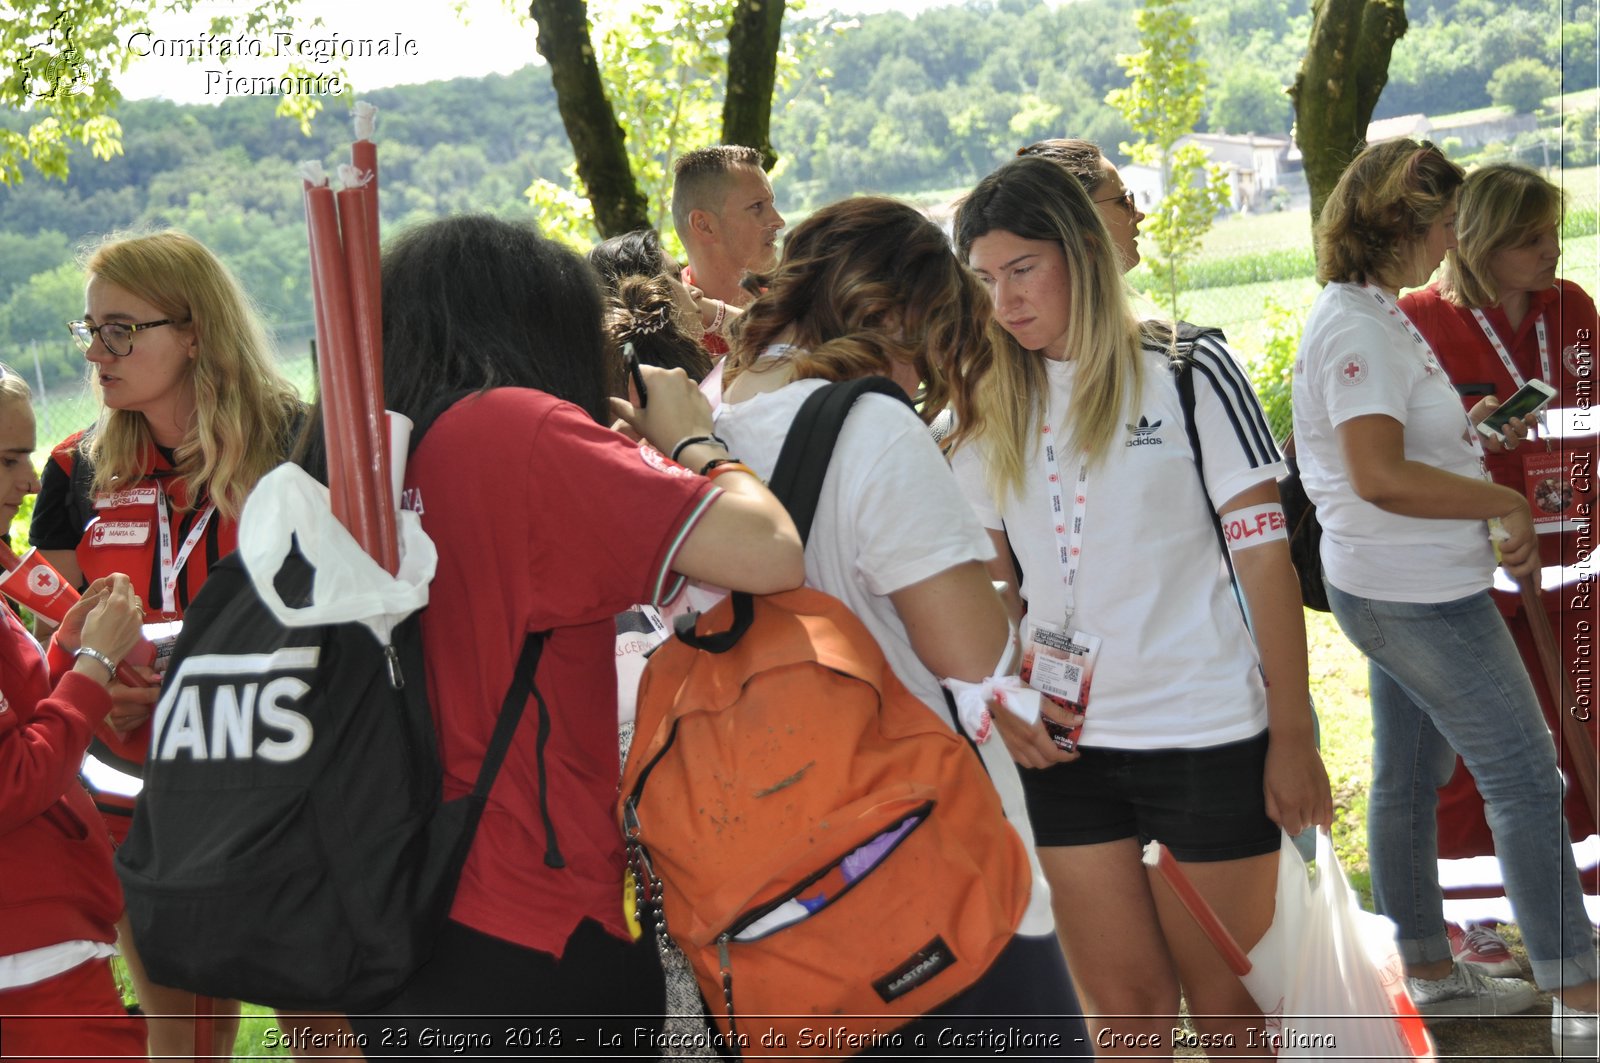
left=1220, top=502, right=1288, bottom=552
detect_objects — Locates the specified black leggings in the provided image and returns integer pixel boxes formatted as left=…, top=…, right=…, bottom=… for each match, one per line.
left=866, top=932, right=1092, bottom=1058
left=351, top=918, right=666, bottom=1060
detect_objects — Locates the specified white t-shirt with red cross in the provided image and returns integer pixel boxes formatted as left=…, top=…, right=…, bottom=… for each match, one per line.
left=1292, top=281, right=1495, bottom=603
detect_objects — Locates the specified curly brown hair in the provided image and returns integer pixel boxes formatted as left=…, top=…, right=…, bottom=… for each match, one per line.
left=1315, top=139, right=1465, bottom=288
left=725, top=197, right=991, bottom=423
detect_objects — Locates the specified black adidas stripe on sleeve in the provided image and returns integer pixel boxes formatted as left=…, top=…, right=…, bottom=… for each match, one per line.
left=1184, top=333, right=1279, bottom=469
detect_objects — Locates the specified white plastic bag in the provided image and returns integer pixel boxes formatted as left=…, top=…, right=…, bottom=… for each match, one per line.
left=1242, top=831, right=1436, bottom=1060
left=237, top=463, right=436, bottom=644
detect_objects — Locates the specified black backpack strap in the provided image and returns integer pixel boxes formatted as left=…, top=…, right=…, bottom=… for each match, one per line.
left=463, top=631, right=561, bottom=866
left=768, top=377, right=914, bottom=544
left=1171, top=355, right=1247, bottom=627
left=676, top=377, right=914, bottom=653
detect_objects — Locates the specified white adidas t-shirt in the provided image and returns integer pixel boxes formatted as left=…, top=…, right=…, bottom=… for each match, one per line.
left=950, top=338, right=1281, bottom=751
left=714, top=376, right=1055, bottom=937
left=1292, top=282, right=1495, bottom=602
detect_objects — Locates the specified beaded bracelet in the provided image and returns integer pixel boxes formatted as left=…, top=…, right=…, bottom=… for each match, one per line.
left=669, top=434, right=728, bottom=464
left=705, top=461, right=758, bottom=482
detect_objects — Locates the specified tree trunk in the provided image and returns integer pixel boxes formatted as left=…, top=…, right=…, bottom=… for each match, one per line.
left=528, top=0, right=649, bottom=237
left=1290, top=0, right=1408, bottom=226
left=722, top=0, right=787, bottom=170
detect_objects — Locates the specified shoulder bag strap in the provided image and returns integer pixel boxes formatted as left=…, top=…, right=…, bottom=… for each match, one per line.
left=676, top=376, right=914, bottom=653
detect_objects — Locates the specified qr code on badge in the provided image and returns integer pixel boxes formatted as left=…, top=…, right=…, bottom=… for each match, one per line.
left=1059, top=662, right=1082, bottom=686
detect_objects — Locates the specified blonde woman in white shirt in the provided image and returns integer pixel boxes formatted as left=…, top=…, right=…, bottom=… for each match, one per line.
left=950, top=155, right=1330, bottom=1055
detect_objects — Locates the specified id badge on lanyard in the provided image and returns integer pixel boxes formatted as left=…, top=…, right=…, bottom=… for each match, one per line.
left=1021, top=621, right=1101, bottom=752
left=1026, top=420, right=1104, bottom=751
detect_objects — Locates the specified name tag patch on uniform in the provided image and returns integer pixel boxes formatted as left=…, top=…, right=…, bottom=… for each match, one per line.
left=89, top=520, right=151, bottom=547
left=94, top=487, right=159, bottom=509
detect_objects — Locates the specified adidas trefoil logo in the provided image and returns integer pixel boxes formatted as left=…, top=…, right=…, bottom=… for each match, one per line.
left=1125, top=414, right=1164, bottom=447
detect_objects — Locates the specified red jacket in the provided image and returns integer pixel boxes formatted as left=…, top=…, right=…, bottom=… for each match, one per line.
left=0, top=607, right=121, bottom=957
left=32, top=430, right=238, bottom=763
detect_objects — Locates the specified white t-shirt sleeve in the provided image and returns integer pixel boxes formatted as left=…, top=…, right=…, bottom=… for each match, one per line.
left=845, top=398, right=996, bottom=597
left=1185, top=334, right=1288, bottom=508
left=947, top=440, right=1003, bottom=531
left=1312, top=313, right=1414, bottom=428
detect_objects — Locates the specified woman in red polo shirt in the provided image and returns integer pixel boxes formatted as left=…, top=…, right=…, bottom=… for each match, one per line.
left=29, top=231, right=303, bottom=1061
left=1400, top=163, right=1599, bottom=990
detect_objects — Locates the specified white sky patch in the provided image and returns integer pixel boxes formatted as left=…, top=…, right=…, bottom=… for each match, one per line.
left=113, top=0, right=976, bottom=105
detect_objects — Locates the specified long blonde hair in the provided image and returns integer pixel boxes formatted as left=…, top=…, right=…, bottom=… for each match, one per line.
left=951, top=155, right=1144, bottom=504
left=82, top=231, right=301, bottom=519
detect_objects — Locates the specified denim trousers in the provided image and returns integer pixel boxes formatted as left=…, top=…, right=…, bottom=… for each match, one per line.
left=1326, top=581, right=1597, bottom=991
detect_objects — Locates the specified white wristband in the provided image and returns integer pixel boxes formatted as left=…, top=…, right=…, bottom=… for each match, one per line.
left=1220, top=503, right=1288, bottom=552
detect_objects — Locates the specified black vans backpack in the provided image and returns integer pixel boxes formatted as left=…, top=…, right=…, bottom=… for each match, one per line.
left=115, top=400, right=543, bottom=1012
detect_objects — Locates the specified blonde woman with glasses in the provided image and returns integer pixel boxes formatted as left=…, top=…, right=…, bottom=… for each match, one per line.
left=32, top=231, right=316, bottom=1061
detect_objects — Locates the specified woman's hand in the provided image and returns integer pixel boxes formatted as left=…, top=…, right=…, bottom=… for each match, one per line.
left=77, top=575, right=144, bottom=666
left=55, top=575, right=141, bottom=656
left=994, top=700, right=1081, bottom=770
left=1263, top=731, right=1333, bottom=836
left=610, top=365, right=718, bottom=462
left=1469, top=396, right=1532, bottom=454
left=1492, top=500, right=1540, bottom=582
left=103, top=673, right=161, bottom=736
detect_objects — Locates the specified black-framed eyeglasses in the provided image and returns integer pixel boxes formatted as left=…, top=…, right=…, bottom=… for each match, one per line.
left=1094, top=189, right=1137, bottom=213
left=66, top=319, right=182, bottom=357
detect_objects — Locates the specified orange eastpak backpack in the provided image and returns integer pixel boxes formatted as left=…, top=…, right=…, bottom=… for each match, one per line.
left=620, top=378, right=1029, bottom=1054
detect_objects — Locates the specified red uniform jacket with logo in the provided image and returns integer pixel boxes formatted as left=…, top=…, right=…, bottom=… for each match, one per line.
left=0, top=605, right=120, bottom=957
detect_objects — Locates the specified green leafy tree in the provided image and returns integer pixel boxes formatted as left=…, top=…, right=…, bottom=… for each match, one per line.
left=1106, top=0, right=1230, bottom=317
left=527, top=0, right=820, bottom=244
left=1487, top=57, right=1560, bottom=114
left=1208, top=65, right=1291, bottom=135
left=0, top=2, right=331, bottom=185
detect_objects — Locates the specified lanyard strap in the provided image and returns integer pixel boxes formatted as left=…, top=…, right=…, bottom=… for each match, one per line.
left=1039, top=421, right=1089, bottom=623
left=1470, top=307, right=1550, bottom=388
left=1366, top=286, right=1491, bottom=481
left=154, top=488, right=215, bottom=615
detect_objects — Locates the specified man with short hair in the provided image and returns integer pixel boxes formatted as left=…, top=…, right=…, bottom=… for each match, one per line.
left=671, top=146, right=785, bottom=352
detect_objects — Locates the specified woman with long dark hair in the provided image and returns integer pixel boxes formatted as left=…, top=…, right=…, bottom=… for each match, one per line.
left=347, top=214, right=804, bottom=1055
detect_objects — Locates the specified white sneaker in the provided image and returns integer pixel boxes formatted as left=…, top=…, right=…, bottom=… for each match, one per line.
left=1552, top=997, right=1598, bottom=1061
left=1404, top=961, right=1538, bottom=1020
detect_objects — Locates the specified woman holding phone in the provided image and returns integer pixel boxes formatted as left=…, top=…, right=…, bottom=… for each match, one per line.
left=1292, top=140, right=1595, bottom=1051
left=1399, top=165, right=1599, bottom=930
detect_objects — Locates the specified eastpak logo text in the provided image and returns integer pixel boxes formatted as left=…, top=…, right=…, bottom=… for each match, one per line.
left=872, top=937, right=956, bottom=1002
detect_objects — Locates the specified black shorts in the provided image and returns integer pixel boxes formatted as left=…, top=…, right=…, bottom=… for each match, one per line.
left=1020, top=730, right=1280, bottom=862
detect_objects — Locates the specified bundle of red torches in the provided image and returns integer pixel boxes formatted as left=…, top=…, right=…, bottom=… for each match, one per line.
left=301, top=101, right=400, bottom=574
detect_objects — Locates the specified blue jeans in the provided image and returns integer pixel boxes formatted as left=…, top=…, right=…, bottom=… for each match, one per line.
left=1326, top=582, right=1597, bottom=991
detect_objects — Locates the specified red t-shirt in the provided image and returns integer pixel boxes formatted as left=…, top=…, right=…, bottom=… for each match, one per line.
left=406, top=389, right=717, bottom=955
left=1401, top=280, right=1598, bottom=571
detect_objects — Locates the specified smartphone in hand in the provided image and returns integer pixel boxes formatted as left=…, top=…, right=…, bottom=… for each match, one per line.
left=1476, top=378, right=1555, bottom=442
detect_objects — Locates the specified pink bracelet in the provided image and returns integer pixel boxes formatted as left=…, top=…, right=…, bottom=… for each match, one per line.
left=708, top=299, right=727, bottom=335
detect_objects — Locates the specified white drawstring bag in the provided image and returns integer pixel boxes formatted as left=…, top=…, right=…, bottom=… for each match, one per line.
left=1242, top=830, right=1436, bottom=1060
